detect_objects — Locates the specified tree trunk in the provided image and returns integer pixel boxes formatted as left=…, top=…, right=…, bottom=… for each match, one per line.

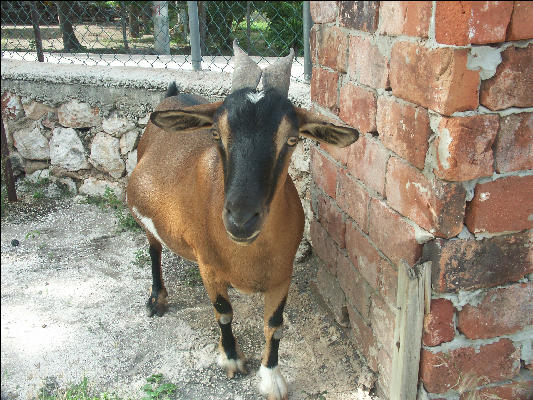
left=55, top=1, right=82, bottom=52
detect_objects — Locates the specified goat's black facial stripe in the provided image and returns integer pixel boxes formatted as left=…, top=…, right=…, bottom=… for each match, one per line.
left=214, top=295, right=232, bottom=315
left=268, top=296, right=286, bottom=328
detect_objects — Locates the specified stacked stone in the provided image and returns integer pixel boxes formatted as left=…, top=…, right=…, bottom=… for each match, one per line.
left=1, top=95, right=148, bottom=199
left=309, top=1, right=532, bottom=399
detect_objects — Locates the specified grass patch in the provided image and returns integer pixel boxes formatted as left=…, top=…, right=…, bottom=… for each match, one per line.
left=85, top=187, right=141, bottom=233
left=133, top=248, right=151, bottom=269
left=142, top=374, right=177, bottom=400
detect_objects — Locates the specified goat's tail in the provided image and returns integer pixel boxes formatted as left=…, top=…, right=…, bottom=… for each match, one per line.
left=165, top=81, right=178, bottom=98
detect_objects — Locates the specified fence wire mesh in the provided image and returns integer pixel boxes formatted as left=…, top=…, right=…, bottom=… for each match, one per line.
left=1, top=1, right=308, bottom=80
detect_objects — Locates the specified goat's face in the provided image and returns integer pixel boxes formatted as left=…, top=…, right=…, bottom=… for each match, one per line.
left=150, top=90, right=359, bottom=245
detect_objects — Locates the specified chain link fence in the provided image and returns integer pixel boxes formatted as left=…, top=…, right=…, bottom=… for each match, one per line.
left=1, top=1, right=311, bottom=80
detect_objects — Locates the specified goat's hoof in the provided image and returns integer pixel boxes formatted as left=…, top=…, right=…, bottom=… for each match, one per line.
left=258, top=365, right=288, bottom=400
left=146, top=287, right=168, bottom=317
left=217, top=349, right=248, bottom=379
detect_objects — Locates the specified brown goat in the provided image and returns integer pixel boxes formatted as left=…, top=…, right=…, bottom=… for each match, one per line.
left=127, top=41, right=359, bottom=400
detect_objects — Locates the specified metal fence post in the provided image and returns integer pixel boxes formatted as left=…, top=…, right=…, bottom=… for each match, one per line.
left=30, top=1, right=44, bottom=62
left=303, top=1, right=312, bottom=82
left=153, top=1, right=170, bottom=55
left=187, top=1, right=202, bottom=71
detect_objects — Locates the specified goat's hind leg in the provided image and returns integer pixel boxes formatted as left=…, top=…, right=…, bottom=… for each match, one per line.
left=145, top=236, right=168, bottom=317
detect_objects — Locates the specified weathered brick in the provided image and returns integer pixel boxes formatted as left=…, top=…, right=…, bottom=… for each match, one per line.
left=345, top=222, right=380, bottom=290
left=380, top=260, right=398, bottom=310
left=376, top=96, right=430, bottom=169
left=347, top=305, right=378, bottom=371
left=337, top=252, right=372, bottom=319
left=310, top=147, right=338, bottom=199
left=458, top=283, right=533, bottom=339
left=337, top=170, right=370, bottom=232
left=339, top=83, right=377, bottom=134
left=461, top=380, right=533, bottom=400
left=346, top=135, right=388, bottom=196
left=495, top=113, right=533, bottom=173
left=310, top=25, right=317, bottom=64
left=390, top=42, right=480, bottom=116
left=371, top=293, right=395, bottom=355
left=310, top=1, right=337, bottom=23
left=316, top=26, right=348, bottom=72
left=347, top=36, right=389, bottom=89
left=310, top=220, right=338, bottom=275
left=377, top=348, right=392, bottom=398
left=339, top=1, right=379, bottom=32
left=422, top=298, right=455, bottom=347
left=420, top=339, right=521, bottom=394
left=311, top=67, right=338, bottom=112
left=319, top=141, right=351, bottom=166
left=386, top=156, right=466, bottom=238
left=480, top=45, right=533, bottom=111
left=378, top=1, right=432, bottom=38
left=316, top=263, right=349, bottom=327
left=435, top=1, right=514, bottom=45
left=434, top=115, right=499, bottom=182
left=465, top=175, right=533, bottom=235
left=369, top=198, right=423, bottom=267
left=508, top=1, right=533, bottom=41
left=423, top=233, right=533, bottom=293
left=317, top=192, right=346, bottom=248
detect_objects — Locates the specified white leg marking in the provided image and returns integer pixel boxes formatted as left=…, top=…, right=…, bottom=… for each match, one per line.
left=258, top=365, right=288, bottom=400
left=217, top=351, right=246, bottom=372
left=131, top=207, right=167, bottom=247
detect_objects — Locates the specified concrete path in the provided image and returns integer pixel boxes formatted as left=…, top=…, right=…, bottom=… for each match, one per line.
left=1, top=198, right=377, bottom=400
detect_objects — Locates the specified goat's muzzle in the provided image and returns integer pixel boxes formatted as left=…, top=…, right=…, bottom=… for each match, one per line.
left=222, top=202, right=265, bottom=245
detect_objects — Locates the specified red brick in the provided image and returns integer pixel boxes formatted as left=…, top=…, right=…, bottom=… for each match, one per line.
left=337, top=170, right=370, bottom=232
left=378, top=1, right=432, bottom=38
left=316, top=263, right=349, bottom=326
left=347, top=36, right=389, bottom=89
left=310, top=147, right=338, bottom=199
left=337, top=252, right=372, bottom=319
left=434, top=115, right=499, bottom=182
left=310, top=220, right=338, bottom=275
left=339, top=83, right=377, bottom=134
left=422, top=298, right=455, bottom=347
left=319, top=141, right=350, bottom=166
left=386, top=157, right=466, bottom=238
left=311, top=67, right=338, bottom=112
left=346, top=135, right=388, bottom=196
left=508, top=1, right=533, bottom=41
left=339, top=1, right=379, bottom=32
left=420, top=339, right=521, bottom=394
left=480, top=45, right=533, bottom=111
left=345, top=222, right=381, bottom=290
left=317, top=192, right=346, bottom=248
left=371, top=293, right=395, bottom=355
left=460, top=380, right=533, bottom=400
left=377, top=348, right=392, bottom=397
left=310, top=1, right=338, bottom=23
left=458, top=283, right=533, bottom=339
left=390, top=42, right=480, bottom=116
left=347, top=305, right=378, bottom=371
left=369, top=198, right=423, bottom=267
left=465, top=175, right=533, bottom=234
left=495, top=113, right=533, bottom=173
left=380, top=260, right=398, bottom=310
left=423, top=233, right=533, bottom=293
left=316, top=26, right=348, bottom=73
left=310, top=25, right=317, bottom=64
left=435, top=1, right=514, bottom=45
left=376, top=96, right=430, bottom=170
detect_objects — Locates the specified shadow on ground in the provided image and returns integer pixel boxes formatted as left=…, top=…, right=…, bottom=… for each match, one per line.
left=1, top=198, right=377, bottom=400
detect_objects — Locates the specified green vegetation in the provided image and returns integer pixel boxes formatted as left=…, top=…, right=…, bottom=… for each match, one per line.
left=142, top=374, right=177, bottom=400
left=184, top=265, right=202, bottom=287
left=85, top=187, right=141, bottom=233
left=133, top=248, right=151, bottom=269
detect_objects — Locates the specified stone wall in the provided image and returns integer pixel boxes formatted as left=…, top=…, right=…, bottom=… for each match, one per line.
left=1, top=60, right=313, bottom=242
left=309, top=1, right=532, bottom=399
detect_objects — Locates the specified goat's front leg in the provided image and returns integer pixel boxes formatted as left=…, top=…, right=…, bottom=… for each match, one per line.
left=201, top=273, right=248, bottom=378
left=145, top=238, right=168, bottom=317
left=259, top=282, right=290, bottom=400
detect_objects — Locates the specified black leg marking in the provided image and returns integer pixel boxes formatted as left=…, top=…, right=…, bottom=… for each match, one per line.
left=214, top=295, right=232, bottom=315
left=268, top=296, right=286, bottom=328
left=146, top=245, right=167, bottom=317
left=266, top=338, right=280, bottom=368
left=149, top=245, right=162, bottom=291
left=218, top=321, right=238, bottom=360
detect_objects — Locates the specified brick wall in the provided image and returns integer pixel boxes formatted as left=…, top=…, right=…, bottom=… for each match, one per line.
left=309, top=1, right=533, bottom=399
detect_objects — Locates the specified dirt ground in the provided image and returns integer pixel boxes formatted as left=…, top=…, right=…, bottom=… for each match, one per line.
left=1, top=196, right=378, bottom=400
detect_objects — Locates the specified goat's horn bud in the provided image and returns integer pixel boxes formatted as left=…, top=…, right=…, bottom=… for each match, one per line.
left=262, top=48, right=294, bottom=98
left=232, top=39, right=262, bottom=93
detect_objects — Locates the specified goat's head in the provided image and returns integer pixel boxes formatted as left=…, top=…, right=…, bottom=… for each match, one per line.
left=150, top=41, right=359, bottom=244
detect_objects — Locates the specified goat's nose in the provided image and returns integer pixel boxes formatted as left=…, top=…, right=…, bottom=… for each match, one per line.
left=225, top=206, right=261, bottom=229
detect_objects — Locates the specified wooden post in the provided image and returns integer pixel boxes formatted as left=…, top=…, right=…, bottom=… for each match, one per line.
left=390, top=261, right=431, bottom=400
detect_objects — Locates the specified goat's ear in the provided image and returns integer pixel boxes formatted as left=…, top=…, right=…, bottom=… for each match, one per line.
left=294, top=107, right=359, bottom=147
left=150, top=102, right=222, bottom=132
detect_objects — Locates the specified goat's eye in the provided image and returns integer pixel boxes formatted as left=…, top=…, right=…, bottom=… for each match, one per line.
left=212, top=129, right=220, bottom=140
left=287, top=137, right=299, bottom=146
